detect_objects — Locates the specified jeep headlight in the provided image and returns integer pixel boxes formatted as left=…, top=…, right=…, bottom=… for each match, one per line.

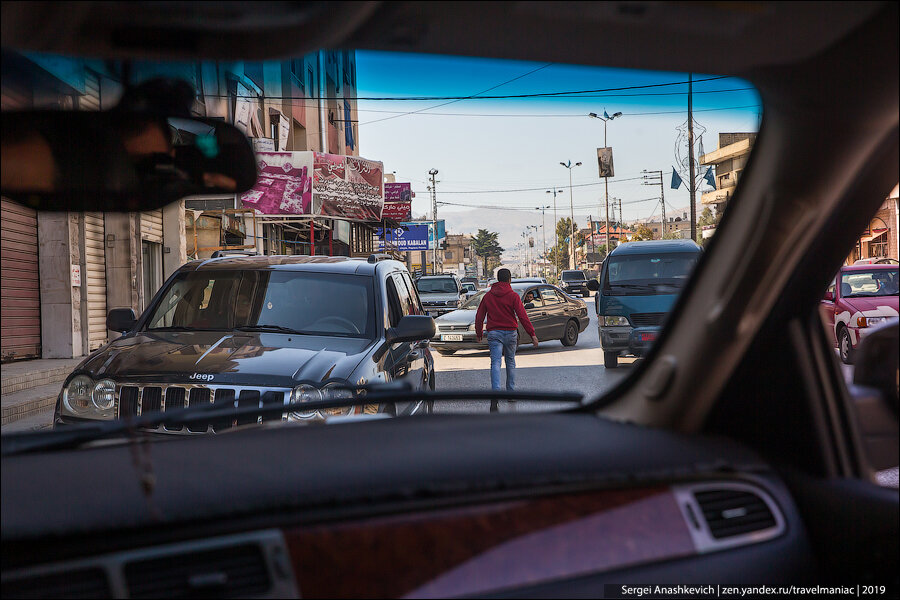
left=321, top=382, right=354, bottom=416
left=289, top=384, right=322, bottom=420
left=61, top=375, right=114, bottom=419
left=602, top=315, right=630, bottom=327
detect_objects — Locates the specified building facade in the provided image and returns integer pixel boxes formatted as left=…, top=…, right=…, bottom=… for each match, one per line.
left=1, top=49, right=365, bottom=362
left=699, top=133, right=757, bottom=213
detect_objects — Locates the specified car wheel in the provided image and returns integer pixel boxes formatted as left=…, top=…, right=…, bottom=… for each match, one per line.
left=561, top=320, right=579, bottom=346
left=838, top=327, right=854, bottom=365
left=437, top=349, right=456, bottom=356
left=604, top=351, right=618, bottom=368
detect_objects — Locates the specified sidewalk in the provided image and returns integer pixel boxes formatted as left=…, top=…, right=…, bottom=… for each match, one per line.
left=1, top=357, right=82, bottom=431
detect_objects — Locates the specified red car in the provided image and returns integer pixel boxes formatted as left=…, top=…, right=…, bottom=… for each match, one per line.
left=820, top=264, right=899, bottom=363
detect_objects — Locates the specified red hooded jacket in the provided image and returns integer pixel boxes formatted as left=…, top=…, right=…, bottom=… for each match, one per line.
left=475, top=282, right=536, bottom=339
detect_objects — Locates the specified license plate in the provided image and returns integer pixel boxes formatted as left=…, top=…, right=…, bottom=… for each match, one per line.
left=640, top=332, right=657, bottom=342
left=441, top=334, right=463, bottom=342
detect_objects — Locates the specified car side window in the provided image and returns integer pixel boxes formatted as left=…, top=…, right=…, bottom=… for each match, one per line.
left=385, top=277, right=403, bottom=328
left=523, top=288, right=543, bottom=307
left=391, top=273, right=414, bottom=318
left=541, top=286, right=561, bottom=304
left=399, top=272, right=423, bottom=315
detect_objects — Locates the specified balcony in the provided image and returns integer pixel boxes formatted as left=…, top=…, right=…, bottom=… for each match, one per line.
left=701, top=188, right=732, bottom=205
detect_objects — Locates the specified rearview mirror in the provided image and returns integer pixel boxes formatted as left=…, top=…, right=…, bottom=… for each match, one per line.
left=107, top=308, right=137, bottom=333
left=386, top=315, right=436, bottom=344
left=823, top=290, right=834, bottom=301
left=1, top=111, right=257, bottom=211
left=587, top=280, right=600, bottom=291
left=853, top=320, right=899, bottom=417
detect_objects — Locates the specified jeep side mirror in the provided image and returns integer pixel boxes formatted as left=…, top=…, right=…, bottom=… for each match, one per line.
left=587, top=280, right=600, bottom=291
left=823, top=290, right=834, bottom=301
left=386, top=315, right=436, bottom=345
left=107, top=308, right=137, bottom=333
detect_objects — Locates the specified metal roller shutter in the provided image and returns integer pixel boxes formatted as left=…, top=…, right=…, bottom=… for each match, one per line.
left=1, top=198, right=41, bottom=361
left=140, top=210, right=163, bottom=243
left=83, top=212, right=107, bottom=351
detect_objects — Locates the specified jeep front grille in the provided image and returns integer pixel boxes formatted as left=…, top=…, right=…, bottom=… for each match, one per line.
left=115, top=384, right=290, bottom=434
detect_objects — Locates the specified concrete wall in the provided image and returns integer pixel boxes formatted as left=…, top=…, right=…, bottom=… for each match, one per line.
left=104, top=213, right=140, bottom=339
left=37, top=212, right=83, bottom=358
left=162, top=199, right=187, bottom=278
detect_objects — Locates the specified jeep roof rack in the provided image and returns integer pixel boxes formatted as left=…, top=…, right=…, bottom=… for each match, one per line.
left=210, top=250, right=259, bottom=258
left=366, top=253, right=395, bottom=264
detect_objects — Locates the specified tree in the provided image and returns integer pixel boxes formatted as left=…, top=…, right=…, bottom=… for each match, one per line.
left=471, top=229, right=504, bottom=277
left=697, top=206, right=721, bottom=246
left=632, top=223, right=654, bottom=241
left=549, top=218, right=577, bottom=271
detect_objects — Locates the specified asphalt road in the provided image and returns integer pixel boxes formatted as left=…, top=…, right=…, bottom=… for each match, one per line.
left=432, top=298, right=636, bottom=413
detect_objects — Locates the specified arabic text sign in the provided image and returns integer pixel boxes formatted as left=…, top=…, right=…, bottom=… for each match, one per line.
left=313, top=152, right=384, bottom=221
left=382, top=201, right=412, bottom=221
left=375, top=224, right=430, bottom=251
left=384, top=182, right=412, bottom=202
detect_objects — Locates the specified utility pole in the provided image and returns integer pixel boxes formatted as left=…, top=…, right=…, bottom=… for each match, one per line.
left=546, top=189, right=563, bottom=278
left=536, top=206, right=549, bottom=278
left=428, top=168, right=439, bottom=274
left=687, top=73, right=697, bottom=241
left=642, top=170, right=666, bottom=238
left=559, top=161, right=582, bottom=270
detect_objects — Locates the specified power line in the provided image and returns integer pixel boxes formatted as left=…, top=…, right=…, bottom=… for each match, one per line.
left=357, top=104, right=761, bottom=121
left=361, top=62, right=554, bottom=126
left=412, top=176, right=646, bottom=195
left=192, top=75, right=733, bottom=102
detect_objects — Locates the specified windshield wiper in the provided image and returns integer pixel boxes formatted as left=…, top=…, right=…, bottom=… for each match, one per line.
left=147, top=325, right=209, bottom=332
left=236, top=324, right=307, bottom=335
left=0, top=385, right=584, bottom=457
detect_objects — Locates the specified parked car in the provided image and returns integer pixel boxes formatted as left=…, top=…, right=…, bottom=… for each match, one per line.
left=590, top=240, right=702, bottom=368
left=461, top=281, right=478, bottom=299
left=460, top=276, right=478, bottom=287
left=819, top=263, right=899, bottom=364
left=431, top=282, right=589, bottom=355
left=53, top=255, right=437, bottom=429
left=416, top=274, right=463, bottom=316
left=560, top=269, right=591, bottom=297
left=512, top=277, right=548, bottom=284
left=854, top=257, right=900, bottom=265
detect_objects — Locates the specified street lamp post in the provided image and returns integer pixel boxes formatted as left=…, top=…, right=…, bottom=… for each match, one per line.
left=428, top=168, right=439, bottom=274
left=559, top=161, right=582, bottom=270
left=589, top=111, right=622, bottom=256
left=535, top=205, right=549, bottom=277
left=545, top=189, right=564, bottom=278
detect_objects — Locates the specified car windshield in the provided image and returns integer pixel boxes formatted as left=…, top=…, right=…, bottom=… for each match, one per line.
left=561, top=272, right=586, bottom=281
left=459, top=289, right=488, bottom=309
left=146, top=271, right=375, bottom=338
left=842, top=269, right=899, bottom=297
left=605, top=252, right=699, bottom=291
left=416, top=278, right=458, bottom=294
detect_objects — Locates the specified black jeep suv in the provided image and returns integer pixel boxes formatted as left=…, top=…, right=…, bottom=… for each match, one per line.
left=53, top=255, right=436, bottom=431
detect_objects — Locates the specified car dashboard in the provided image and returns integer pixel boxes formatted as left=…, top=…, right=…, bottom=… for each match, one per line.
left=1, top=414, right=816, bottom=598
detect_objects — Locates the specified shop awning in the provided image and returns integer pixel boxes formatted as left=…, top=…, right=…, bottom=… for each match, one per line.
left=859, top=228, right=888, bottom=243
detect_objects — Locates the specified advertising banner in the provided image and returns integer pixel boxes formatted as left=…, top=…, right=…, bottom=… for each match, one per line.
left=240, top=151, right=313, bottom=215
left=313, top=152, right=384, bottom=221
left=375, top=223, right=430, bottom=251
left=597, top=147, right=615, bottom=178
left=382, top=201, right=412, bottom=221
left=240, top=152, right=385, bottom=220
left=385, top=182, right=412, bottom=202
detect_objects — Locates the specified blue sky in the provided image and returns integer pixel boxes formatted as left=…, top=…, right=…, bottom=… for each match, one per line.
left=355, top=50, right=762, bottom=250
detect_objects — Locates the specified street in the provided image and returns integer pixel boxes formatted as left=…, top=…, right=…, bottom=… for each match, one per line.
left=432, top=303, right=634, bottom=413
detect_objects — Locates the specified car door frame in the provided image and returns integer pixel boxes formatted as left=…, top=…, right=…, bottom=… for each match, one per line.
left=819, top=277, right=838, bottom=345
left=538, top=285, right=567, bottom=339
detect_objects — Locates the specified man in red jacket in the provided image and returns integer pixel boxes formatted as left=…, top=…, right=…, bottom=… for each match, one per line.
left=476, top=269, right=539, bottom=411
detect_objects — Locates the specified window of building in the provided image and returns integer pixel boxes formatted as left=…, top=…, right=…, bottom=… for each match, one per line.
left=445, top=251, right=453, bottom=260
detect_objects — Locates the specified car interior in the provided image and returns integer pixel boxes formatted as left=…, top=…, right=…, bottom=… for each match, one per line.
left=1, top=2, right=898, bottom=598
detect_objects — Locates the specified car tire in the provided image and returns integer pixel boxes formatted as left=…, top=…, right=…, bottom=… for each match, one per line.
left=437, top=349, right=456, bottom=356
left=604, top=351, right=618, bottom=368
left=838, top=326, right=854, bottom=365
left=561, top=320, right=579, bottom=346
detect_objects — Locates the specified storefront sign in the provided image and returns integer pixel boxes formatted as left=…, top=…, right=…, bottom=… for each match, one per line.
left=375, top=223, right=430, bottom=251
left=70, top=264, right=81, bottom=287
left=382, top=201, right=412, bottom=221
left=384, top=182, right=412, bottom=202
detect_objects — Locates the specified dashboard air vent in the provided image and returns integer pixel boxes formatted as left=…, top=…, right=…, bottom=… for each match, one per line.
left=1, top=567, right=111, bottom=599
left=124, top=543, right=270, bottom=599
left=693, top=488, right=777, bottom=539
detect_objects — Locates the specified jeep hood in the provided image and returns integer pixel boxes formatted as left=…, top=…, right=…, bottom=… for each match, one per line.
left=77, top=331, right=374, bottom=387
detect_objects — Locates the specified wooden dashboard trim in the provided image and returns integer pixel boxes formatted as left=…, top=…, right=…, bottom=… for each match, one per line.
left=284, top=486, right=694, bottom=598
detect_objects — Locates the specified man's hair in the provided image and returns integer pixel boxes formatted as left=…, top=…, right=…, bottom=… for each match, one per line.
left=497, top=268, right=511, bottom=282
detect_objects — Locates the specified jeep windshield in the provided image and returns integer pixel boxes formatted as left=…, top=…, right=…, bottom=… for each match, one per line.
left=146, top=270, right=376, bottom=338
left=416, top=278, right=458, bottom=294
left=604, top=253, right=700, bottom=295
left=561, top=272, right=586, bottom=281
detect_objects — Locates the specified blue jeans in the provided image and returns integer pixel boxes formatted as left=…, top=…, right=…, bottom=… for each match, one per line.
left=487, top=329, right=518, bottom=394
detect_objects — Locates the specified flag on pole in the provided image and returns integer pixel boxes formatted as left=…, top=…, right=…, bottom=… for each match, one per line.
left=671, top=167, right=683, bottom=190
left=603, top=110, right=610, bottom=119
left=703, top=166, right=716, bottom=189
